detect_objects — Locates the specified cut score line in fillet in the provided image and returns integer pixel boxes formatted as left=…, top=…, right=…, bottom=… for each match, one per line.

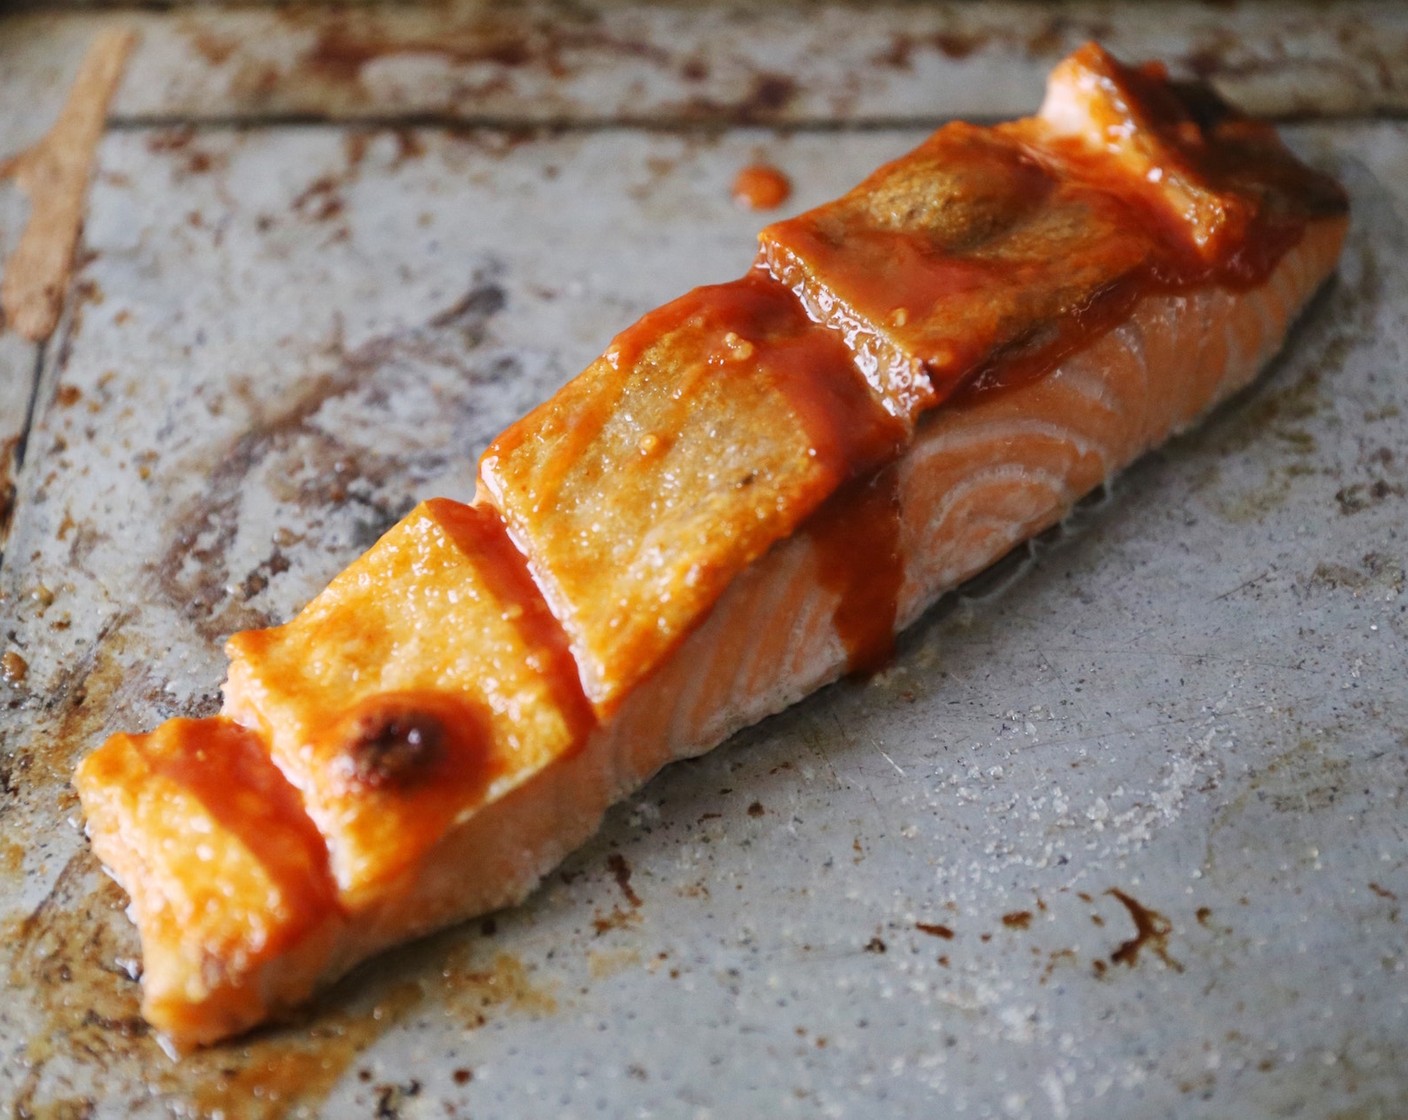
left=74, top=43, right=1348, bottom=1049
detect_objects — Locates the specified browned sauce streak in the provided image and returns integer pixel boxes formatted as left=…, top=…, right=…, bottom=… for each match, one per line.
left=807, top=465, right=903, bottom=674
left=432, top=498, right=597, bottom=752
left=152, top=719, right=340, bottom=952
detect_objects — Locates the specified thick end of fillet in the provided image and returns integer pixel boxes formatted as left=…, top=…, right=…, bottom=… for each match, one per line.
left=757, top=120, right=1152, bottom=411
left=894, top=208, right=1348, bottom=623
left=1038, top=43, right=1348, bottom=264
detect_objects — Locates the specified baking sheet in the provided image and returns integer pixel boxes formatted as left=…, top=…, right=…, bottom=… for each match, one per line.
left=1, top=7, right=1405, bottom=1118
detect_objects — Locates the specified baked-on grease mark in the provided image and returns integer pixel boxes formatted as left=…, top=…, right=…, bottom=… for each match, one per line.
left=5, top=846, right=420, bottom=1120
left=607, top=852, right=642, bottom=909
left=0, top=434, right=19, bottom=551
left=1107, top=888, right=1183, bottom=972
left=152, top=270, right=511, bottom=645
left=372, top=1078, right=422, bottom=1120
left=301, top=16, right=692, bottom=100
left=0, top=30, right=134, bottom=342
left=591, top=905, right=641, bottom=936
left=1335, top=478, right=1406, bottom=515
left=145, top=126, right=227, bottom=178
left=1, top=650, right=28, bottom=684
left=666, top=71, right=800, bottom=124
left=9, top=610, right=146, bottom=825
left=916, top=922, right=954, bottom=940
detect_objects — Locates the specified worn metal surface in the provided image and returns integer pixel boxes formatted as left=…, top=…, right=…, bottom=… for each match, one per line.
left=1, top=6, right=1406, bottom=1119
left=5, top=1, right=1408, bottom=126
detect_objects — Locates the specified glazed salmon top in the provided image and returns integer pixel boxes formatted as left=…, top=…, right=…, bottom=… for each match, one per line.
left=479, top=43, right=1346, bottom=711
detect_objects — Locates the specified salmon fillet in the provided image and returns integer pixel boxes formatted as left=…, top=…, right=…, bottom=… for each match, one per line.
left=74, top=44, right=1347, bottom=1049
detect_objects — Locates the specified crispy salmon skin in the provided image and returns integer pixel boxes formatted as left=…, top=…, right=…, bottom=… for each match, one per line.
left=75, top=44, right=1347, bottom=1049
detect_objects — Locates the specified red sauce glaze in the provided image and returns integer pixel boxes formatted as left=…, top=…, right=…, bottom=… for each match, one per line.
left=429, top=498, right=598, bottom=752
left=151, top=718, right=341, bottom=943
left=806, top=465, right=904, bottom=674
left=1092, top=59, right=1347, bottom=282
left=664, top=268, right=905, bottom=484
left=951, top=110, right=1343, bottom=402
left=732, top=163, right=793, bottom=210
left=611, top=273, right=907, bottom=679
left=482, top=270, right=907, bottom=700
left=561, top=267, right=905, bottom=499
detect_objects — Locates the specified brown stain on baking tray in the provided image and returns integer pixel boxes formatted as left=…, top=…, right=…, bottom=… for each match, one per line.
left=1106, top=888, right=1183, bottom=973
left=7, top=849, right=427, bottom=1119
left=0, top=30, right=134, bottom=343
left=440, top=945, right=557, bottom=1029
left=152, top=271, right=513, bottom=647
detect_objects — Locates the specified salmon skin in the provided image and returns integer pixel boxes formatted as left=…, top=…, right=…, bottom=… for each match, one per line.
left=75, top=44, right=1347, bottom=1049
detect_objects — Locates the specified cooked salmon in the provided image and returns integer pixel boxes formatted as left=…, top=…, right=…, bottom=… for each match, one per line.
left=74, top=44, right=1348, bottom=1049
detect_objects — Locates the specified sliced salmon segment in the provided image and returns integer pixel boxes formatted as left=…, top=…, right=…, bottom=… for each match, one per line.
left=74, top=718, right=342, bottom=1045
left=74, top=45, right=1348, bottom=1049
left=222, top=498, right=594, bottom=909
left=760, top=120, right=1153, bottom=415
left=479, top=270, right=905, bottom=712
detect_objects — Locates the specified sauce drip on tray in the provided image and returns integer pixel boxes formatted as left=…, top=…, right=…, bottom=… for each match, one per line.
left=807, top=466, right=904, bottom=674
left=732, top=163, right=792, bottom=211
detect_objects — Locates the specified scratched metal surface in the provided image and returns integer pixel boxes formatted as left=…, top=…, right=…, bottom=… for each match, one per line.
left=1, top=7, right=1407, bottom=1120
left=5, top=1, right=1408, bottom=124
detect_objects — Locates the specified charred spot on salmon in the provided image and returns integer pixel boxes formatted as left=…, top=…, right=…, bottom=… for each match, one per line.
left=340, top=709, right=446, bottom=791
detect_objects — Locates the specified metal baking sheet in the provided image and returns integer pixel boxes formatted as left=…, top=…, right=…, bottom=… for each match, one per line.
left=1, top=7, right=1405, bottom=1118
